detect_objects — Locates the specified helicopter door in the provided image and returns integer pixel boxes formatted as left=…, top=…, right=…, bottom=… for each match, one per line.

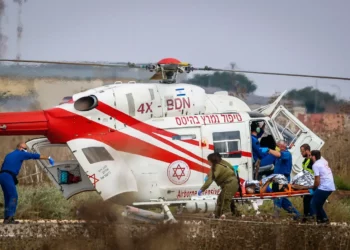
left=66, top=138, right=138, bottom=200
left=25, top=138, right=96, bottom=199
left=271, top=105, right=325, bottom=176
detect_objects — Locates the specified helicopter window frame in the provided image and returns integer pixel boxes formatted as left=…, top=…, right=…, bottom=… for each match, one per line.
left=81, top=147, right=114, bottom=164
left=272, top=110, right=302, bottom=147
left=212, top=131, right=241, bottom=158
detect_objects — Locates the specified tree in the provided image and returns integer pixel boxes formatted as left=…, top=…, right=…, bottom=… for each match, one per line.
left=0, top=91, right=9, bottom=105
left=186, top=63, right=257, bottom=95
left=286, top=87, right=341, bottom=113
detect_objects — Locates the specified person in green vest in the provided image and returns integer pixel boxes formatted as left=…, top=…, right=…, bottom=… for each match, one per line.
left=197, top=152, right=239, bottom=219
left=300, top=143, right=315, bottom=221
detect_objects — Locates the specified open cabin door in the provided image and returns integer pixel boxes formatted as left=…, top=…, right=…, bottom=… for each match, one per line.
left=271, top=105, right=325, bottom=176
left=66, top=138, right=138, bottom=201
left=26, top=138, right=96, bottom=199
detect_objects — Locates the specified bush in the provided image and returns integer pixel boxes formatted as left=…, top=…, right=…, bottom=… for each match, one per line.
left=0, top=183, right=102, bottom=220
left=334, top=175, right=350, bottom=191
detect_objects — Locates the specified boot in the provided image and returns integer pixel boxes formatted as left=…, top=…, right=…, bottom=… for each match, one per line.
left=317, top=218, right=330, bottom=224
left=3, top=216, right=19, bottom=224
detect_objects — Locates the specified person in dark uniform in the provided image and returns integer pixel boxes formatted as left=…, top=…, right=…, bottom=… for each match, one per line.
left=0, top=142, right=54, bottom=224
left=264, top=140, right=301, bottom=220
left=300, top=143, right=315, bottom=222
left=197, top=152, right=239, bottom=219
left=251, top=122, right=275, bottom=170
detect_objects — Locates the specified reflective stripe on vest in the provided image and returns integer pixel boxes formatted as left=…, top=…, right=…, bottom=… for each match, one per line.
left=302, top=158, right=314, bottom=174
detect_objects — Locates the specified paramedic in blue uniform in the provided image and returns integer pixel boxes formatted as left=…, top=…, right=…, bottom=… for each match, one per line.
left=263, top=140, right=301, bottom=219
left=0, top=142, right=55, bottom=224
left=251, top=121, right=275, bottom=168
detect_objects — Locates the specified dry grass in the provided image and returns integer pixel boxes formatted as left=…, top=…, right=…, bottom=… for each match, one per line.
left=319, top=129, right=350, bottom=187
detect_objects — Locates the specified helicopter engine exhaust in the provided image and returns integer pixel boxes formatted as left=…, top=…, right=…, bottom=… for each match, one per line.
left=0, top=110, right=48, bottom=136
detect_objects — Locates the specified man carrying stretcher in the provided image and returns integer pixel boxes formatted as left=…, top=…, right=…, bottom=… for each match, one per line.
left=259, top=140, right=301, bottom=219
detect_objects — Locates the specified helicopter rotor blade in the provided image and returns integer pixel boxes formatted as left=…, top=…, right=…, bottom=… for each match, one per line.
left=0, top=59, right=149, bottom=69
left=1, top=58, right=350, bottom=81
left=188, top=67, right=350, bottom=81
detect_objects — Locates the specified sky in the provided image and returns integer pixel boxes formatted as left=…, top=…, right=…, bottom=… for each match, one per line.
left=1, top=0, right=350, bottom=99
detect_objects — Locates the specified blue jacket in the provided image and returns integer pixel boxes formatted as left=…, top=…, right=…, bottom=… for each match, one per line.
left=251, top=129, right=265, bottom=163
left=1, top=149, right=41, bottom=176
left=273, top=150, right=292, bottom=179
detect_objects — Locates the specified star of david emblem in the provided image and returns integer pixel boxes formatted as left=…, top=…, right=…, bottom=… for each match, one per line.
left=173, top=164, right=186, bottom=180
left=167, top=160, right=191, bottom=185
left=88, top=174, right=99, bottom=188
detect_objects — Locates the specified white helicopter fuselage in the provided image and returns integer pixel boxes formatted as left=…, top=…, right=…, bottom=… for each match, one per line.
left=21, top=82, right=324, bottom=206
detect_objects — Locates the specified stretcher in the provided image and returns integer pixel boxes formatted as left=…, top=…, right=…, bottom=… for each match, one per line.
left=232, top=184, right=311, bottom=201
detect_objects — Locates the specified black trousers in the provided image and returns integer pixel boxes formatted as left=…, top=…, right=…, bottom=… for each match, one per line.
left=303, top=195, right=314, bottom=217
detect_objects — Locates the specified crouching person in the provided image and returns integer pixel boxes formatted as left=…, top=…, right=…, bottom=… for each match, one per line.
left=197, top=152, right=239, bottom=219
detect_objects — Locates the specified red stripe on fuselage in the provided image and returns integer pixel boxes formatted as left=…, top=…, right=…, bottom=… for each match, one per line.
left=95, top=101, right=211, bottom=165
left=45, top=107, right=210, bottom=174
left=95, top=102, right=252, bottom=159
left=227, top=150, right=253, bottom=158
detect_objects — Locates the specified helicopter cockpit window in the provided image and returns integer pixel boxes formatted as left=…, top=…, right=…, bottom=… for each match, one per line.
left=74, top=95, right=98, bottom=111
left=212, top=131, right=241, bottom=158
left=81, top=147, right=114, bottom=164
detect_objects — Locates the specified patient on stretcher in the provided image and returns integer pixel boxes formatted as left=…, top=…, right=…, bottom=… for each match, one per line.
left=244, top=174, right=288, bottom=194
left=244, top=171, right=314, bottom=195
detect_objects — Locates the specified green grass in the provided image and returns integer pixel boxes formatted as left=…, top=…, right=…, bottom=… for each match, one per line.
left=0, top=183, right=102, bottom=220
left=334, top=175, right=350, bottom=190
left=0, top=183, right=349, bottom=222
left=234, top=192, right=350, bottom=222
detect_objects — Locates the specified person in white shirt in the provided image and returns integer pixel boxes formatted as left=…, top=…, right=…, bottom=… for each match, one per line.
left=308, top=150, right=336, bottom=224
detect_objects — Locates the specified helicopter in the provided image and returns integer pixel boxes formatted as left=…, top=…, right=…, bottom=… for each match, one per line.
left=0, top=57, right=348, bottom=223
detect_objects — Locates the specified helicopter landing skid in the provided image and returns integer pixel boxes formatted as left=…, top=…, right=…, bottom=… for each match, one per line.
left=121, top=198, right=178, bottom=224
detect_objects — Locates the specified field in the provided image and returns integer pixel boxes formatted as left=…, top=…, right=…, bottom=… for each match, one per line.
left=0, top=77, right=350, bottom=249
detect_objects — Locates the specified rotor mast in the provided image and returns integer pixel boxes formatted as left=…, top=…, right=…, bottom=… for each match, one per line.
left=149, top=58, right=188, bottom=84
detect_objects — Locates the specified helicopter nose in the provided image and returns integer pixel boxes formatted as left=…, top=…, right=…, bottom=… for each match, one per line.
left=0, top=110, right=48, bottom=136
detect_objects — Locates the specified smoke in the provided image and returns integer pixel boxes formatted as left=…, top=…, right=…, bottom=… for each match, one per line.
left=13, top=0, right=27, bottom=60
left=33, top=78, right=104, bottom=109
left=0, top=0, right=7, bottom=58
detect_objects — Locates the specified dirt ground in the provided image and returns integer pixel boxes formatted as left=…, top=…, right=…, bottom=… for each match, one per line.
left=0, top=199, right=349, bottom=250
left=0, top=218, right=349, bottom=250
left=1, top=176, right=349, bottom=250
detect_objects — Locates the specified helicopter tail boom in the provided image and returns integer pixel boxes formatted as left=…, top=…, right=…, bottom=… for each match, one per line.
left=0, top=111, right=48, bottom=136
